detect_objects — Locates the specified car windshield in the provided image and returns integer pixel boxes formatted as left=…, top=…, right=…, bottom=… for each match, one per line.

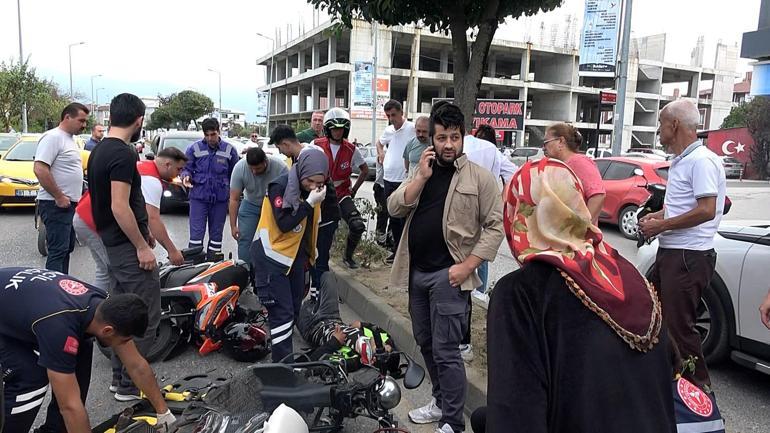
left=4, top=140, right=37, bottom=161
left=162, top=138, right=198, bottom=153
left=655, top=167, right=669, bottom=180
left=724, top=157, right=740, bottom=164
left=0, top=136, right=19, bottom=151
left=513, top=148, right=539, bottom=157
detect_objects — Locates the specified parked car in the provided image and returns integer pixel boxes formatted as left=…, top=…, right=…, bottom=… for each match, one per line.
left=622, top=152, right=667, bottom=161
left=0, top=134, right=90, bottom=208
left=720, top=156, right=744, bottom=179
left=352, top=146, right=377, bottom=180
left=0, top=133, right=20, bottom=159
left=509, top=147, right=545, bottom=166
left=586, top=147, right=613, bottom=159
left=637, top=221, right=770, bottom=374
left=147, top=131, right=204, bottom=212
left=627, top=147, right=670, bottom=159
left=593, top=156, right=670, bottom=239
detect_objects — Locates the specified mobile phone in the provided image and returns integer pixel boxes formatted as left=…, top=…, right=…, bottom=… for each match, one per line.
left=428, top=146, right=434, bottom=167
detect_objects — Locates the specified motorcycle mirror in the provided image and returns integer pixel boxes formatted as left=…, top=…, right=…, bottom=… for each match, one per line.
left=402, top=355, right=425, bottom=390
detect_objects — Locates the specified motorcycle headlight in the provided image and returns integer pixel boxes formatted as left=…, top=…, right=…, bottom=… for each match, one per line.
left=375, top=377, right=401, bottom=410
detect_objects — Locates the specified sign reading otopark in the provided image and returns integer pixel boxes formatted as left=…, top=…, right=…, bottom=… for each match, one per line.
left=432, top=98, right=525, bottom=131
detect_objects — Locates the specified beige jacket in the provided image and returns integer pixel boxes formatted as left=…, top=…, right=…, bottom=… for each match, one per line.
left=387, top=154, right=504, bottom=291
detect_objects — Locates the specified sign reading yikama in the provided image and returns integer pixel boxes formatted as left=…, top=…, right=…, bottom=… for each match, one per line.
left=432, top=98, right=525, bottom=131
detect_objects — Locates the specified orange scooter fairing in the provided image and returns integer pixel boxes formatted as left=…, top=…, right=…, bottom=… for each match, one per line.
left=196, top=285, right=241, bottom=356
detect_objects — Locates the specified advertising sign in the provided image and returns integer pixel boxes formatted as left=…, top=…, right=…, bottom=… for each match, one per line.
left=351, top=61, right=390, bottom=120
left=255, top=91, right=269, bottom=120
left=579, top=0, right=621, bottom=77
left=432, top=98, right=525, bottom=131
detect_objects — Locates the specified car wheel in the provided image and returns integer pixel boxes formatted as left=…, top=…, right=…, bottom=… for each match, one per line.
left=618, top=205, right=639, bottom=240
left=37, top=220, right=48, bottom=257
left=698, top=278, right=730, bottom=364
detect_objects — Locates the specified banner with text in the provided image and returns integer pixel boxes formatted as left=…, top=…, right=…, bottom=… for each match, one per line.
left=351, top=61, right=389, bottom=120
left=578, top=0, right=621, bottom=77
left=255, top=91, right=269, bottom=120
left=431, top=98, right=525, bottom=131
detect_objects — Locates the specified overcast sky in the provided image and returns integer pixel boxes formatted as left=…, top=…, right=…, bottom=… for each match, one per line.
left=0, top=0, right=760, bottom=121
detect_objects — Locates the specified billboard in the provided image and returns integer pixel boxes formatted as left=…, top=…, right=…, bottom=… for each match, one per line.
left=432, top=99, right=525, bottom=131
left=351, top=61, right=390, bottom=120
left=578, top=0, right=621, bottom=77
left=255, top=91, right=269, bottom=120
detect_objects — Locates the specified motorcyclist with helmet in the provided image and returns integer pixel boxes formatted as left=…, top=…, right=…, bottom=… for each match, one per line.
left=312, top=108, right=369, bottom=270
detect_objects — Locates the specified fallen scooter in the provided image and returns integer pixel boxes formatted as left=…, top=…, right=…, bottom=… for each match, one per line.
left=99, top=246, right=270, bottom=363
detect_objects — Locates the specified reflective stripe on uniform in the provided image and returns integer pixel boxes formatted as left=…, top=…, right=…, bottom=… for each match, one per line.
left=189, top=239, right=203, bottom=245
left=11, top=396, right=45, bottom=414
left=271, top=320, right=294, bottom=345
left=271, top=320, right=293, bottom=335
left=216, top=144, right=233, bottom=159
left=677, top=420, right=726, bottom=433
left=258, top=228, right=294, bottom=268
left=15, top=385, right=48, bottom=402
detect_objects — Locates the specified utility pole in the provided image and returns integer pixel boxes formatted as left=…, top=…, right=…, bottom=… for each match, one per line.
left=256, top=33, right=276, bottom=134
left=17, top=0, right=27, bottom=132
left=207, top=68, right=222, bottom=122
left=68, top=42, right=86, bottom=98
left=612, top=0, right=633, bottom=156
left=90, top=74, right=102, bottom=116
left=371, top=22, right=379, bottom=149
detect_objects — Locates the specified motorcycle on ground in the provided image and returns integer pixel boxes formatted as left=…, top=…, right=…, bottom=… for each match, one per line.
left=98, top=246, right=270, bottom=363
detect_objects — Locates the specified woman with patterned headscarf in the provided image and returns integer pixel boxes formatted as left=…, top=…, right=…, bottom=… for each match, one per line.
left=481, top=158, right=676, bottom=433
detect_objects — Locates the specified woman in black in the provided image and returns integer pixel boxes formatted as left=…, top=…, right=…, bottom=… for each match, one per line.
left=481, top=158, right=676, bottom=433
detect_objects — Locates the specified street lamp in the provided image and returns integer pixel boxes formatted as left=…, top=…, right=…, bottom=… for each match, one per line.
left=90, top=74, right=102, bottom=115
left=16, top=0, right=27, bottom=132
left=68, top=41, right=86, bottom=98
left=207, top=68, right=222, bottom=123
left=95, top=87, right=105, bottom=124
left=256, top=32, right=275, bottom=134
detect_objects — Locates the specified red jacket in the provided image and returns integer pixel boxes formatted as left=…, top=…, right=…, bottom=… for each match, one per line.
left=75, top=160, right=161, bottom=231
left=315, top=137, right=356, bottom=200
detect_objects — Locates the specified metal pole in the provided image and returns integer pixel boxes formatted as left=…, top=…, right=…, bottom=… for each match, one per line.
left=90, top=74, right=101, bottom=117
left=218, top=72, right=222, bottom=123
left=371, top=22, right=378, bottom=149
left=68, top=42, right=85, bottom=99
left=612, top=0, right=633, bottom=156
left=595, top=92, right=602, bottom=155
left=267, top=43, right=275, bottom=135
left=17, top=0, right=27, bottom=132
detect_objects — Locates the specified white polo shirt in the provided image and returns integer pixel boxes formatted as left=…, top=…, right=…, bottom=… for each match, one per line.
left=380, top=121, right=415, bottom=183
left=658, top=140, right=726, bottom=250
left=463, top=135, right=518, bottom=187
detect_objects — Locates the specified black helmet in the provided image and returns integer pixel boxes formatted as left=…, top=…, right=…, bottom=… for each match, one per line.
left=323, top=108, right=351, bottom=140
left=221, top=322, right=271, bottom=362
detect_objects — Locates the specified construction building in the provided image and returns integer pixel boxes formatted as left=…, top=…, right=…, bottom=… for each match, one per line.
left=256, top=19, right=737, bottom=150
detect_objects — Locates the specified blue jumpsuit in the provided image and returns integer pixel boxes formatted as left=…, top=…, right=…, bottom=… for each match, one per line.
left=182, top=139, right=239, bottom=255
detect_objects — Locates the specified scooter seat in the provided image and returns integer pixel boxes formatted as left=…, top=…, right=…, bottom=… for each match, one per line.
left=163, top=265, right=209, bottom=288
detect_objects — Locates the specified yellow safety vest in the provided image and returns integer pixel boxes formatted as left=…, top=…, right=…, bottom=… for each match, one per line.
left=256, top=196, right=320, bottom=274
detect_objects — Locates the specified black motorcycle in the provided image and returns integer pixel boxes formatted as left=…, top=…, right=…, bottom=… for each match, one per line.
left=635, top=183, right=667, bottom=247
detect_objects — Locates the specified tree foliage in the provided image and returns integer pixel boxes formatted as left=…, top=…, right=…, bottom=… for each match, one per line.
left=0, top=58, right=69, bottom=132
left=307, top=0, right=562, bottom=127
left=720, top=102, right=749, bottom=129
left=147, top=90, right=214, bottom=131
left=744, top=96, right=770, bottom=179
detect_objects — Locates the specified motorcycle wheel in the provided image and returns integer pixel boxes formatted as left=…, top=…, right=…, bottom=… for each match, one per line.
left=98, top=318, right=179, bottom=363
left=37, top=220, right=47, bottom=257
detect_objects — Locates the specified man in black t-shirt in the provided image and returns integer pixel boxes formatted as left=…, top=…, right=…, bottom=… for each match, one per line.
left=0, top=268, right=175, bottom=433
left=87, top=93, right=161, bottom=401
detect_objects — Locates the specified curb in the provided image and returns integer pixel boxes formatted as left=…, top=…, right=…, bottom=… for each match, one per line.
left=331, top=265, right=487, bottom=415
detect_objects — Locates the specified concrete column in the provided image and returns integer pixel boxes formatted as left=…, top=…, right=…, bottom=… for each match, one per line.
left=298, top=50, right=306, bottom=74
left=440, top=49, right=449, bottom=73
left=327, top=77, right=337, bottom=108
left=285, top=55, right=291, bottom=80
left=688, top=73, right=700, bottom=98
left=407, top=29, right=422, bottom=116
left=521, top=46, right=531, bottom=81
left=486, top=90, right=495, bottom=98
left=488, top=54, right=497, bottom=79
left=328, top=38, right=337, bottom=64
left=299, top=86, right=307, bottom=112
left=439, top=85, right=447, bottom=98
left=312, top=43, right=320, bottom=69
left=285, top=89, right=291, bottom=114
left=311, top=81, right=320, bottom=110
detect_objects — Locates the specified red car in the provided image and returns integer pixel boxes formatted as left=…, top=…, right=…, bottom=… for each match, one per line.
left=594, top=157, right=670, bottom=239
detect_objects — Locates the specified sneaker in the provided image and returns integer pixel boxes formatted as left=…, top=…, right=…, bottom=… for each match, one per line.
left=109, top=373, right=120, bottom=393
left=409, top=397, right=442, bottom=424
left=460, top=344, right=474, bottom=363
left=343, top=256, right=360, bottom=269
left=435, top=423, right=462, bottom=433
left=376, top=232, right=387, bottom=245
left=471, top=290, right=490, bottom=306
left=384, top=253, right=395, bottom=265
left=114, top=386, right=142, bottom=402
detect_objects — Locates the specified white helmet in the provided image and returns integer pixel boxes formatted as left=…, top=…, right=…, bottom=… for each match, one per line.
left=323, top=108, right=351, bottom=140
left=263, top=404, right=308, bottom=433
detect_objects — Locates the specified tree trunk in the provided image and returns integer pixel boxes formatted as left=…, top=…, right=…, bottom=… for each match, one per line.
left=448, top=0, right=501, bottom=131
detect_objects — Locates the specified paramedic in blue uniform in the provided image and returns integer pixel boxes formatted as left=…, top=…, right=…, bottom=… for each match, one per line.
left=0, top=267, right=175, bottom=433
left=181, top=118, right=240, bottom=260
left=250, top=147, right=329, bottom=362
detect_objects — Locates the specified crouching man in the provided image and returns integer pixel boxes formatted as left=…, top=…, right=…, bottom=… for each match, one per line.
left=0, top=267, right=175, bottom=433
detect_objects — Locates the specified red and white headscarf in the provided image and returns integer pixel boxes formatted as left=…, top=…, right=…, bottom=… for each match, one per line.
left=504, top=158, right=662, bottom=352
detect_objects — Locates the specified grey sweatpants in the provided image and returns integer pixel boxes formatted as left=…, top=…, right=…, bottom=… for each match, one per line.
left=409, top=267, right=470, bottom=432
left=73, top=214, right=115, bottom=291
left=104, top=241, right=161, bottom=389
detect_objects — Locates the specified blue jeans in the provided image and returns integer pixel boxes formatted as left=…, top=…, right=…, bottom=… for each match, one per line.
left=476, top=260, right=489, bottom=293
left=237, top=200, right=261, bottom=264
left=38, top=200, right=76, bottom=274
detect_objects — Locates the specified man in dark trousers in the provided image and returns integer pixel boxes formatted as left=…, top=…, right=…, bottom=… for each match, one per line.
left=87, top=93, right=160, bottom=401
left=0, top=268, right=175, bottom=433
left=181, top=118, right=240, bottom=260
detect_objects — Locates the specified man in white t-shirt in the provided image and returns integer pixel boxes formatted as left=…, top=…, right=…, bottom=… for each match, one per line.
left=639, top=100, right=726, bottom=391
left=376, top=100, right=416, bottom=264
left=33, top=103, right=88, bottom=273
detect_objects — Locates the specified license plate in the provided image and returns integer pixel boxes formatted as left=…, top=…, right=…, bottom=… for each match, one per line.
left=15, top=189, right=37, bottom=197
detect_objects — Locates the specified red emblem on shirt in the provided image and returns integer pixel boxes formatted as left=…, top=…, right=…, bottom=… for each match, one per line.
left=59, top=279, right=88, bottom=296
left=274, top=196, right=283, bottom=208
left=63, top=336, right=79, bottom=355
left=677, top=377, right=713, bottom=417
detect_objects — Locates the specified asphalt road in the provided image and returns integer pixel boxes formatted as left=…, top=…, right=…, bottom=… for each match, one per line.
left=1, top=178, right=769, bottom=432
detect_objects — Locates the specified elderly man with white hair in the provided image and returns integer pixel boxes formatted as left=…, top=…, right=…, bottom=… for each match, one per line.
left=639, top=99, right=726, bottom=391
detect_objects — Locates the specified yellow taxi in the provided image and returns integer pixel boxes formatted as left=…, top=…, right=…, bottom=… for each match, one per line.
left=0, top=134, right=90, bottom=208
left=0, top=133, right=20, bottom=159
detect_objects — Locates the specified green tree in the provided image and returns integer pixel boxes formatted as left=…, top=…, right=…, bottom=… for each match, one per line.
left=745, top=96, right=770, bottom=179
left=307, top=0, right=561, bottom=128
left=0, top=58, right=71, bottom=132
left=229, top=123, right=245, bottom=137
left=721, top=102, right=749, bottom=129
left=172, top=90, right=214, bottom=129
left=147, top=105, right=175, bottom=130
